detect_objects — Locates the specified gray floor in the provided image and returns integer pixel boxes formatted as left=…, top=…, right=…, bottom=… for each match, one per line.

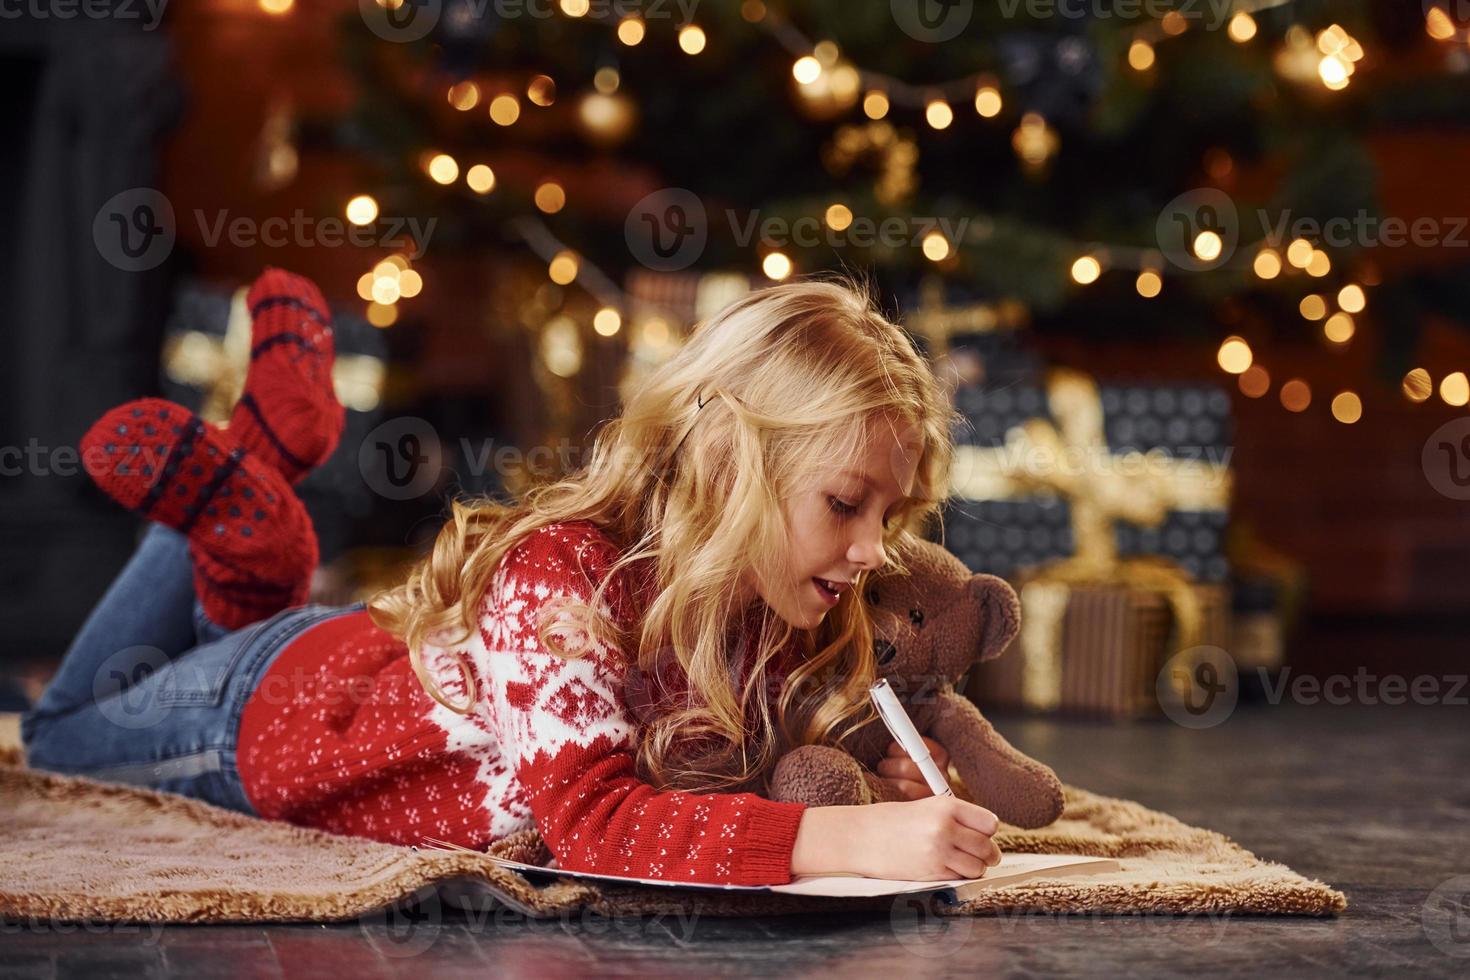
left=3, top=701, right=1467, bottom=978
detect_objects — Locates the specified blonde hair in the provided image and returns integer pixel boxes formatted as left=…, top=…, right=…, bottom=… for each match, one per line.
left=367, top=271, right=961, bottom=794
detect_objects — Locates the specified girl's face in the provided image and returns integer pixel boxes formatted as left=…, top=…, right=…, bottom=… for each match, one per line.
left=759, top=416, right=922, bottom=630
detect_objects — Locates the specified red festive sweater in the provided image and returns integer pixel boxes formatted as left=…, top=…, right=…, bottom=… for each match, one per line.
left=236, top=519, right=810, bottom=886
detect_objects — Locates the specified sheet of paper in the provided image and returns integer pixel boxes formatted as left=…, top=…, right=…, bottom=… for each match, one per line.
left=482, top=851, right=1120, bottom=898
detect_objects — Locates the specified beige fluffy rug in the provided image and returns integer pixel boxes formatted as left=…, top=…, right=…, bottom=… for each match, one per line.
left=0, top=738, right=1345, bottom=923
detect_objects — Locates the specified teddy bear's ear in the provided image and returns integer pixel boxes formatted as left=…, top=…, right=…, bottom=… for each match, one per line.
left=970, top=574, right=1021, bottom=661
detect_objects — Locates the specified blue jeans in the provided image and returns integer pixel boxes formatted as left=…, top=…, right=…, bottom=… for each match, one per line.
left=20, top=522, right=363, bottom=815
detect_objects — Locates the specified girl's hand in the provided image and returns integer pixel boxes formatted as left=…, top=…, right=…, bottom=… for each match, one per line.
left=877, top=734, right=950, bottom=800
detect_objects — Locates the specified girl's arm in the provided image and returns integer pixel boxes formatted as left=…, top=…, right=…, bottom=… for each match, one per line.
left=475, top=526, right=809, bottom=886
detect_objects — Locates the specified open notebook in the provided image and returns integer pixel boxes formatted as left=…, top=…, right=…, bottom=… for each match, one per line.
left=473, top=851, right=1121, bottom=900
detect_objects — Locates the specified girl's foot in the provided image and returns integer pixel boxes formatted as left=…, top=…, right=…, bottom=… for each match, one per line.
left=81, top=398, right=318, bottom=630
left=225, top=268, right=345, bottom=485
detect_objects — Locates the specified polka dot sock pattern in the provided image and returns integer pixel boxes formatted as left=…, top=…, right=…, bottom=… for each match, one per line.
left=81, top=398, right=318, bottom=630
left=226, top=267, right=345, bottom=486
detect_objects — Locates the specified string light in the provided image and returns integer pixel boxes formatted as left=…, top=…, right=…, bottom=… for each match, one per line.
left=1228, top=12, right=1258, bottom=42
left=974, top=85, right=1002, bottom=118
left=1337, top=283, right=1366, bottom=313
left=534, top=181, right=567, bottom=213
left=1070, top=255, right=1101, bottom=285
left=1322, top=312, right=1354, bottom=344
left=1331, top=391, right=1362, bottom=423
left=345, top=195, right=378, bottom=226
left=548, top=250, right=579, bottom=285
left=863, top=91, right=890, bottom=119
left=1298, top=294, right=1326, bottom=321
left=925, top=99, right=954, bottom=130
left=426, top=153, right=459, bottom=185
left=1128, top=39, right=1156, bottom=71
left=258, top=0, right=292, bottom=13
left=1193, top=230, right=1223, bottom=262
left=922, top=231, right=951, bottom=262
left=448, top=81, right=480, bottom=111
left=1305, top=249, right=1331, bottom=277
left=678, top=25, right=707, bottom=55
left=1217, top=336, right=1253, bottom=374
left=489, top=95, right=521, bottom=126
left=527, top=75, right=557, bottom=106
left=825, top=203, right=853, bottom=231
left=593, top=307, right=622, bottom=336
left=1441, top=371, right=1470, bottom=407
left=617, top=16, right=645, bottom=45
left=793, top=56, right=822, bottom=85
left=1285, top=238, right=1314, bottom=268
left=1280, top=379, right=1312, bottom=412
left=366, top=302, right=398, bottom=328
left=466, top=164, right=496, bottom=194
left=1402, top=368, right=1433, bottom=403
left=1136, top=269, right=1162, bottom=298
left=1239, top=365, right=1271, bottom=397
left=763, top=251, right=793, bottom=280
left=1253, top=248, right=1282, bottom=279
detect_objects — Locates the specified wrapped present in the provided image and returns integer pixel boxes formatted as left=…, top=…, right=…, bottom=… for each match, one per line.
left=1226, top=524, right=1308, bottom=674
left=966, top=578, right=1232, bottom=719
left=947, top=367, right=1235, bottom=719
left=945, top=367, right=1234, bottom=582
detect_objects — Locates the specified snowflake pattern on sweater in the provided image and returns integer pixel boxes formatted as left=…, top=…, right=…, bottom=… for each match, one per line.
left=236, top=519, right=809, bottom=885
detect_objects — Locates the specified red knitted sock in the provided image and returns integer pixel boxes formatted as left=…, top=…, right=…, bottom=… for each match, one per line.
left=225, top=267, right=345, bottom=485
left=81, top=398, right=318, bottom=630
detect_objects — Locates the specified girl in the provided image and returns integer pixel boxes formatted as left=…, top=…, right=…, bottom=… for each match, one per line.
left=22, top=269, right=1003, bottom=886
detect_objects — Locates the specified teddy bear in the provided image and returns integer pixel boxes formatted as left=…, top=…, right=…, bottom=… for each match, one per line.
left=766, top=535, right=1066, bottom=829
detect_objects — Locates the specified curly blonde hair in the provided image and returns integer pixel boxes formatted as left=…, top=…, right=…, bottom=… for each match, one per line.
left=367, top=272, right=961, bottom=794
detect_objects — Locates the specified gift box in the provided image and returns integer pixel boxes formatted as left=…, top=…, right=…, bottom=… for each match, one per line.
left=965, top=577, right=1233, bottom=720
left=945, top=368, right=1234, bottom=583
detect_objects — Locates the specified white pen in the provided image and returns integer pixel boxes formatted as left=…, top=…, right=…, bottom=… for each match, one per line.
left=870, top=678, right=954, bottom=798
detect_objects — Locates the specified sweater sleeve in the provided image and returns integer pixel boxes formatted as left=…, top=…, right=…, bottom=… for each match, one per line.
left=476, top=523, right=809, bottom=886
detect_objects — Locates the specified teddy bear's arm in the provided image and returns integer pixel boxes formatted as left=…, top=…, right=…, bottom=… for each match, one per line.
left=928, top=689, right=1066, bottom=828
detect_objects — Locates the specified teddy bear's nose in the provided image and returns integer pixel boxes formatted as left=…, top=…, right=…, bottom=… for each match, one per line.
left=874, top=638, right=897, bottom=665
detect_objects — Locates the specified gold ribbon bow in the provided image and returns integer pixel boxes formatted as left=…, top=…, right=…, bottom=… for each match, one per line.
left=949, top=368, right=1233, bottom=709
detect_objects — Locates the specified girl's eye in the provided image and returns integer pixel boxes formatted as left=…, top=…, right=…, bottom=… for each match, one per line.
left=828, top=496, right=859, bottom=518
